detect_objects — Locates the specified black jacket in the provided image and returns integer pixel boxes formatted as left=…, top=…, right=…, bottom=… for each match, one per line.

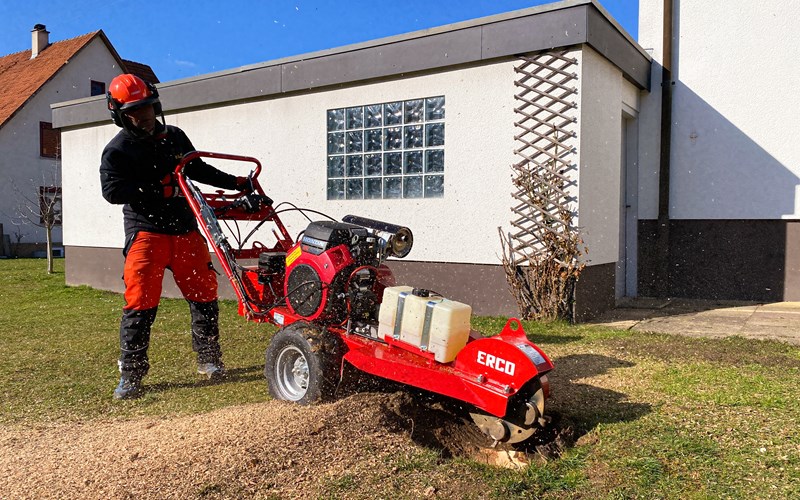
left=100, top=124, right=237, bottom=239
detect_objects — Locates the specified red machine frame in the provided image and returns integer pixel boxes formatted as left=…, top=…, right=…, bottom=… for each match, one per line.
left=176, top=151, right=553, bottom=423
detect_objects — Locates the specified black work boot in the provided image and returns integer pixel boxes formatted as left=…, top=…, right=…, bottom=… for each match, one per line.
left=119, top=307, right=157, bottom=377
left=189, top=300, right=224, bottom=380
left=113, top=375, right=143, bottom=400
left=197, top=359, right=226, bottom=381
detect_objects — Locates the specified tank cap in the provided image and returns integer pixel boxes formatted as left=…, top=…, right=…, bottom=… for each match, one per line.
left=411, top=288, right=431, bottom=297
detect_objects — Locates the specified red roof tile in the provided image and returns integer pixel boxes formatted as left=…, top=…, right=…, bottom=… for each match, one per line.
left=0, top=31, right=99, bottom=129
left=122, top=59, right=160, bottom=84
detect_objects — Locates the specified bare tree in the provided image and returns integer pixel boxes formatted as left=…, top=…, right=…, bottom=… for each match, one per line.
left=11, top=165, right=62, bottom=274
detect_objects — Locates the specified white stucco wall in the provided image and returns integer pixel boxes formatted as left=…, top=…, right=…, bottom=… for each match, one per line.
left=577, top=46, right=639, bottom=267
left=636, top=0, right=665, bottom=221
left=62, top=59, right=521, bottom=265
left=639, top=0, right=800, bottom=219
left=0, top=37, right=123, bottom=244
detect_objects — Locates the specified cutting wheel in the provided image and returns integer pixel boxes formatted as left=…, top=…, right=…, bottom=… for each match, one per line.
left=469, top=381, right=546, bottom=444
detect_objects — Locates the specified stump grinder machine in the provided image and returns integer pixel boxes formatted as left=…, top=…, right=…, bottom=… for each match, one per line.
left=177, top=151, right=554, bottom=445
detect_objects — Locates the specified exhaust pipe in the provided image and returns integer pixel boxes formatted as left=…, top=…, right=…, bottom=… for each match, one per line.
left=342, top=215, right=414, bottom=258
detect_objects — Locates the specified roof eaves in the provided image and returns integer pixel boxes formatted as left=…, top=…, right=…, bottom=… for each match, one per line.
left=53, top=0, right=651, bottom=128
left=95, top=30, right=129, bottom=74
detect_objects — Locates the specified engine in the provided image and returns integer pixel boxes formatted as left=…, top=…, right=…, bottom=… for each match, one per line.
left=276, top=216, right=413, bottom=333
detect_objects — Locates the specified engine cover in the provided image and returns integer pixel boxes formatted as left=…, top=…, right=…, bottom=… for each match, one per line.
left=301, top=221, right=367, bottom=255
left=285, top=264, right=324, bottom=317
left=284, top=234, right=355, bottom=322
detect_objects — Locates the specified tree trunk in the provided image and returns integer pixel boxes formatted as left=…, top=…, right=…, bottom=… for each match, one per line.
left=46, top=225, right=53, bottom=274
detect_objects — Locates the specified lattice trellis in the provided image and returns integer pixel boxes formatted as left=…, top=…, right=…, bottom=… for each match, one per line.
left=509, top=50, right=580, bottom=264
left=500, top=50, right=584, bottom=321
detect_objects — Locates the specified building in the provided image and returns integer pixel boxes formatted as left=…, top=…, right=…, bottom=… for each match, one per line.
left=0, top=25, right=157, bottom=257
left=51, top=0, right=651, bottom=318
left=54, top=0, right=649, bottom=318
left=53, top=0, right=800, bottom=318
left=636, top=0, right=800, bottom=302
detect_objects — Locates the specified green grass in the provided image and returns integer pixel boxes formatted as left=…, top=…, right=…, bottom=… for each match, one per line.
left=2, top=258, right=800, bottom=498
left=0, top=258, right=275, bottom=423
left=654, top=363, right=799, bottom=409
left=468, top=448, right=589, bottom=498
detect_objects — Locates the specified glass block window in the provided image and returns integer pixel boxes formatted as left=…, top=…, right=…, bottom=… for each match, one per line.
left=327, top=96, right=445, bottom=200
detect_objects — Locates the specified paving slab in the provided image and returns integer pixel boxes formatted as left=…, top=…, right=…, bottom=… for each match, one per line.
left=587, top=298, right=800, bottom=346
left=757, top=302, right=800, bottom=312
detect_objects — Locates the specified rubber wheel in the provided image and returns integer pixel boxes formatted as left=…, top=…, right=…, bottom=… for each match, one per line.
left=264, top=322, right=342, bottom=405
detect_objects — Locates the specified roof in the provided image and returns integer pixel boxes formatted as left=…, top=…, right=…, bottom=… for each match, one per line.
left=0, top=31, right=100, bottom=129
left=0, top=30, right=155, bottom=130
left=122, top=59, right=160, bottom=84
left=53, top=0, right=651, bottom=129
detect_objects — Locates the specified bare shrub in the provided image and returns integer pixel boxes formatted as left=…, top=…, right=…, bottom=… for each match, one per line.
left=499, top=128, right=585, bottom=322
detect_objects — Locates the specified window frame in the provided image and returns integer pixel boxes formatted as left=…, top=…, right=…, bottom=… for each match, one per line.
left=39, top=121, right=61, bottom=159
left=90, top=80, right=106, bottom=97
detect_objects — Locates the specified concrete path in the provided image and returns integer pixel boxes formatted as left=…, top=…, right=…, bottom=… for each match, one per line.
left=587, top=298, right=800, bottom=345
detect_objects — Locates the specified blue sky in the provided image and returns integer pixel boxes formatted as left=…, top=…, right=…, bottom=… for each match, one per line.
left=0, top=0, right=638, bottom=83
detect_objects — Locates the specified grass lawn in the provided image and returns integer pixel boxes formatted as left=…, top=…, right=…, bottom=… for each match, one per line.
left=0, top=258, right=272, bottom=422
left=2, top=258, right=800, bottom=498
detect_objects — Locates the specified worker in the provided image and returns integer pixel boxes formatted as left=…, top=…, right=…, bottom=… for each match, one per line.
left=100, top=74, right=250, bottom=400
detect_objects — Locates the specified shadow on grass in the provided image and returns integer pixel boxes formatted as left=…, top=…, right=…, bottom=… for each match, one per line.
left=548, top=354, right=652, bottom=419
left=542, top=353, right=652, bottom=437
left=144, top=364, right=264, bottom=394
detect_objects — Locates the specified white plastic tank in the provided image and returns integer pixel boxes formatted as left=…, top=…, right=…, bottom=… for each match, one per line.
left=378, top=286, right=472, bottom=363
left=425, top=299, right=472, bottom=363
left=377, top=285, right=413, bottom=340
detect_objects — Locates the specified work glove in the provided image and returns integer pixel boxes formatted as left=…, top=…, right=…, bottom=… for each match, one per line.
left=235, top=175, right=253, bottom=194
left=161, top=172, right=181, bottom=198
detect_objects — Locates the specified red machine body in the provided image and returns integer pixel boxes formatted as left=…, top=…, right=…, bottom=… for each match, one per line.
left=176, top=151, right=554, bottom=443
left=283, top=243, right=350, bottom=321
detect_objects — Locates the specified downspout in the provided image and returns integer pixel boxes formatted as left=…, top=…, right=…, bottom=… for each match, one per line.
left=655, top=0, right=674, bottom=297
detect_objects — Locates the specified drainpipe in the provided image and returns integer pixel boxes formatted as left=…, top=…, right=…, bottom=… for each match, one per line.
left=655, top=0, right=674, bottom=297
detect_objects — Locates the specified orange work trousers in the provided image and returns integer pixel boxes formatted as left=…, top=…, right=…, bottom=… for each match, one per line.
left=123, top=230, right=217, bottom=310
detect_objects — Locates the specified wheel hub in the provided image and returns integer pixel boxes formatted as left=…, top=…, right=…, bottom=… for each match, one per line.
left=291, top=357, right=309, bottom=388
left=275, top=345, right=310, bottom=401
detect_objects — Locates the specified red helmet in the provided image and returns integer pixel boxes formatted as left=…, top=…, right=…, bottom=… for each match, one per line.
left=107, top=74, right=162, bottom=129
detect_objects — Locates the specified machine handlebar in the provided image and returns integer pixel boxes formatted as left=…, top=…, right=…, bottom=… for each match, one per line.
left=175, top=150, right=263, bottom=182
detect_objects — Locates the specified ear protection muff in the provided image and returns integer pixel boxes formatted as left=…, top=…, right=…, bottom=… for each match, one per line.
left=107, top=92, right=124, bottom=127
left=146, top=82, right=163, bottom=116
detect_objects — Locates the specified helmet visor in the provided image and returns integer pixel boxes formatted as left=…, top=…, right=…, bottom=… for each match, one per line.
left=119, top=95, right=160, bottom=112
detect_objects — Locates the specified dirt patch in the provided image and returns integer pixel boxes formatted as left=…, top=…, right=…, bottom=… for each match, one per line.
left=340, top=372, right=576, bottom=460
left=603, top=335, right=800, bottom=369
left=0, top=387, right=573, bottom=498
